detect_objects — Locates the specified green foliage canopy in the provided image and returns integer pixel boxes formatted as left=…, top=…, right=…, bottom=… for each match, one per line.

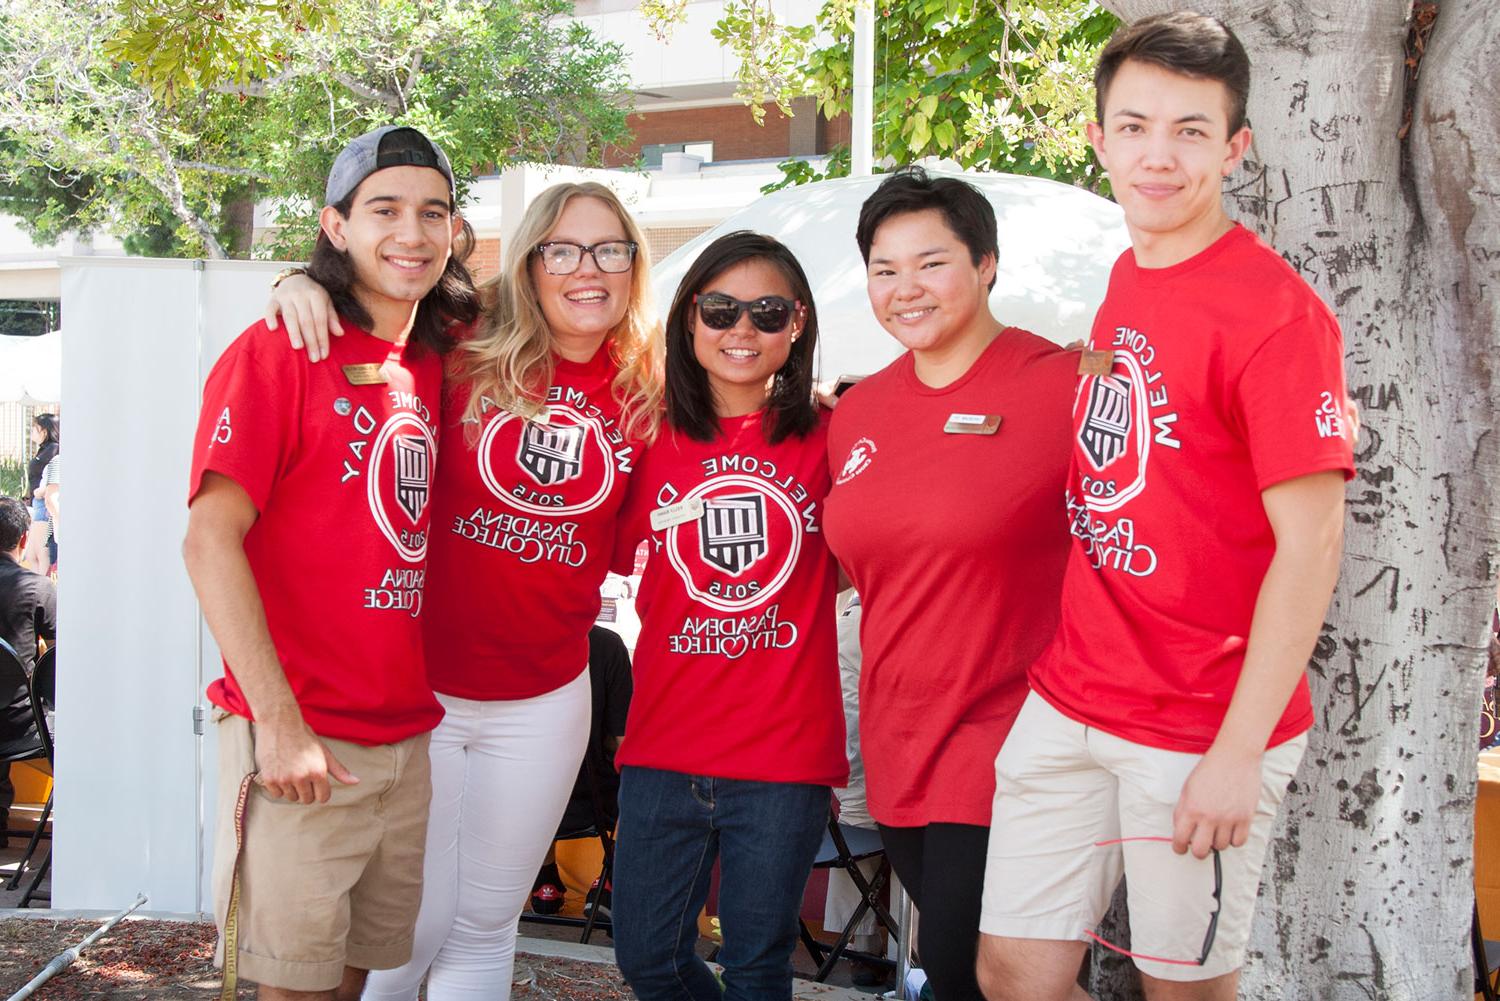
left=643, top=0, right=1115, bottom=191
left=0, top=0, right=634, bottom=259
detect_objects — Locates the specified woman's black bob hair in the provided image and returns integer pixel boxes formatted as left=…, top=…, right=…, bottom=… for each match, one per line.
left=32, top=413, right=58, bottom=445
left=664, top=230, right=820, bottom=444
left=855, top=166, right=999, bottom=291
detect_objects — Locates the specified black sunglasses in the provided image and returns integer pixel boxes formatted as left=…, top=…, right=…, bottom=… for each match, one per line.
left=693, top=293, right=800, bottom=334
left=1084, top=838, right=1222, bottom=967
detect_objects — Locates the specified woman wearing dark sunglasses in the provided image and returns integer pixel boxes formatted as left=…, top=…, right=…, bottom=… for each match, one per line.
left=265, top=182, right=662, bottom=1001
left=822, top=167, right=1078, bottom=1001
left=609, top=230, right=847, bottom=1001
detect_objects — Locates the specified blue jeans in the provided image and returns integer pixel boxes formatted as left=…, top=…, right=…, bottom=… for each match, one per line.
left=613, top=767, right=830, bottom=1001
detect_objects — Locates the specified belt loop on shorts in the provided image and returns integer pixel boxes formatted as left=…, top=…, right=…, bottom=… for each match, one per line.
left=220, top=769, right=258, bottom=1001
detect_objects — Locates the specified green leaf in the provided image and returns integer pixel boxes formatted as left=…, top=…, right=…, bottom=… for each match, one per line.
left=933, top=118, right=957, bottom=150
left=908, top=114, right=931, bottom=152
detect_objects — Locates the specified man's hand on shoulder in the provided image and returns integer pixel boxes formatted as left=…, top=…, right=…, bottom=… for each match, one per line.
left=1171, top=747, right=1262, bottom=859
left=252, top=704, right=359, bottom=804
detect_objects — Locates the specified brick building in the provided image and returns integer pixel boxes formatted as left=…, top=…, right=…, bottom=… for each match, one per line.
left=456, top=0, right=842, bottom=281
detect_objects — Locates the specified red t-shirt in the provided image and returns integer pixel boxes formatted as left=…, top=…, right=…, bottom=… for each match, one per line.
left=189, top=320, right=445, bottom=746
left=612, top=411, right=847, bottom=787
left=423, top=346, right=639, bottom=700
left=824, top=329, right=1077, bottom=827
left=1031, top=224, right=1356, bottom=752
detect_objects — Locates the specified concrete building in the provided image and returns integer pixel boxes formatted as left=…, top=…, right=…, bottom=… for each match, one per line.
left=454, top=0, right=848, bottom=276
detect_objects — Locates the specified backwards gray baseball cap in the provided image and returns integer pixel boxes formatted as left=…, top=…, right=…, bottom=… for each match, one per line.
left=324, top=125, right=456, bottom=207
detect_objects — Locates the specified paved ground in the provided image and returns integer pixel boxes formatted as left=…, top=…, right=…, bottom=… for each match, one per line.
left=0, top=806, right=891, bottom=999
left=0, top=803, right=50, bottom=908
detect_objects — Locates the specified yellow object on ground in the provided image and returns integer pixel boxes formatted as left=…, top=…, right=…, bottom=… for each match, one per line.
left=10, top=761, right=51, bottom=806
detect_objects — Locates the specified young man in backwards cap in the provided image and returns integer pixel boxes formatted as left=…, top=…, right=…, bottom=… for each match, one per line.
left=183, top=125, right=477, bottom=1001
left=976, top=13, right=1354, bottom=1001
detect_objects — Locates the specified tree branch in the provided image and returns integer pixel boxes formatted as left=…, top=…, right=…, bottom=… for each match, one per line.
left=175, top=161, right=273, bottom=181
left=331, top=70, right=404, bottom=115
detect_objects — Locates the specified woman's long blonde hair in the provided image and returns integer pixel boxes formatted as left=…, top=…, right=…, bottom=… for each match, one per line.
left=454, top=182, right=663, bottom=443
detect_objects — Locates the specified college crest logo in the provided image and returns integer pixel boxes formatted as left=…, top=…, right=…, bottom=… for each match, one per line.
left=664, top=475, right=803, bottom=614
left=368, top=415, right=436, bottom=562
left=1072, top=350, right=1161, bottom=514
left=1080, top=375, right=1132, bottom=471
left=478, top=404, right=619, bottom=516
left=835, top=437, right=877, bottom=485
left=518, top=421, right=587, bottom=485
left=393, top=435, right=430, bottom=522
left=699, top=494, right=767, bottom=575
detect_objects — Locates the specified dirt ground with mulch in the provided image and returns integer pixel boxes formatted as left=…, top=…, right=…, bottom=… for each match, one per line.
left=0, top=919, right=634, bottom=1000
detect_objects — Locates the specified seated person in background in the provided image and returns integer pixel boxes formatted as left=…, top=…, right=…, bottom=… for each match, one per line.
left=531, top=625, right=632, bottom=918
left=0, top=497, right=57, bottom=844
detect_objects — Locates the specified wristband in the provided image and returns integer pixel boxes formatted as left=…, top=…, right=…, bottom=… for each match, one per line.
left=271, top=266, right=307, bottom=289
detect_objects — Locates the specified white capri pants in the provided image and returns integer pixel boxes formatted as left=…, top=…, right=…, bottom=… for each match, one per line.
left=363, top=668, right=591, bottom=1001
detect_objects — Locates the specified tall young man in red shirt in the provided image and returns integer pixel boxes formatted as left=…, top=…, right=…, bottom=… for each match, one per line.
left=975, top=14, right=1354, bottom=1001
left=183, top=126, right=476, bottom=1001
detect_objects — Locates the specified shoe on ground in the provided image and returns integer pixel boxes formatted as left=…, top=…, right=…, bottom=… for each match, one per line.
left=531, top=864, right=565, bottom=915
left=850, top=959, right=893, bottom=989
left=583, top=875, right=612, bottom=920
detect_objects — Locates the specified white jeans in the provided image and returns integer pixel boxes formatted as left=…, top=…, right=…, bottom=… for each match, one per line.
left=362, top=669, right=591, bottom=1001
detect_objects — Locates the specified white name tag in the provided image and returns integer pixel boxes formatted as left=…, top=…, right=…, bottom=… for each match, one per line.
left=650, top=496, right=705, bottom=532
left=943, top=413, right=1002, bottom=435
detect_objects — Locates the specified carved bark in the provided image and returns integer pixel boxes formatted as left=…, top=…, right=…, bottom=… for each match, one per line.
left=1087, top=2, right=1500, bottom=998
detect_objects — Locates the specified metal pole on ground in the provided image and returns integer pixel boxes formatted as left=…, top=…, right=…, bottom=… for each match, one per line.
left=5, top=893, right=149, bottom=1001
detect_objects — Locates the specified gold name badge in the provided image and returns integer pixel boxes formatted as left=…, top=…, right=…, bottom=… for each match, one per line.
left=943, top=413, right=1002, bottom=435
left=650, top=496, right=705, bottom=532
left=1077, top=349, right=1114, bottom=378
left=342, top=363, right=388, bottom=386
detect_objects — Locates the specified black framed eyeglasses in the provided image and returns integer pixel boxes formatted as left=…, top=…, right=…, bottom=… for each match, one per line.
left=534, top=240, right=638, bottom=275
left=1083, top=837, right=1222, bottom=967
left=694, top=292, right=800, bottom=333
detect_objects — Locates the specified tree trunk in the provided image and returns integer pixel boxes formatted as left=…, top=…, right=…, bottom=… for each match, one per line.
left=223, top=183, right=258, bottom=259
left=1089, top=2, right=1500, bottom=998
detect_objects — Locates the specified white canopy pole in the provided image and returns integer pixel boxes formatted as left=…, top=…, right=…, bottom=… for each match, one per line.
left=850, top=1, right=875, bottom=177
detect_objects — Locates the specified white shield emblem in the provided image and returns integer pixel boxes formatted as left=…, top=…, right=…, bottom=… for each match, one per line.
left=1080, top=375, right=1132, bottom=471
left=518, top=422, right=586, bottom=485
left=699, top=494, right=767, bottom=576
left=394, top=434, right=430, bottom=522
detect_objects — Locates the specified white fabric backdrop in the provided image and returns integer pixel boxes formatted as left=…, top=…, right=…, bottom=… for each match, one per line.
left=57, top=257, right=288, bottom=914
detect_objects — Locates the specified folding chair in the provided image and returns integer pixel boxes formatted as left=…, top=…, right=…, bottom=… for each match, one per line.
left=1475, top=899, right=1500, bottom=1001
left=0, top=640, right=49, bottom=904
left=519, top=754, right=616, bottom=944
left=799, top=814, right=900, bottom=983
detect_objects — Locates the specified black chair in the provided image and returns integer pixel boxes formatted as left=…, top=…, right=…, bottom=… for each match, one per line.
left=519, top=755, right=616, bottom=944
left=0, top=639, right=49, bottom=903
left=14, top=646, right=53, bottom=906
left=799, top=814, right=900, bottom=983
left=1475, top=900, right=1500, bottom=1001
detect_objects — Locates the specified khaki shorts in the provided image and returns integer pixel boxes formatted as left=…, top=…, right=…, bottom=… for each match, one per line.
left=212, top=713, right=432, bottom=992
left=980, top=692, right=1306, bottom=982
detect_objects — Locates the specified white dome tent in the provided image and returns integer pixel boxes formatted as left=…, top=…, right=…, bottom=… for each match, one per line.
left=0, top=330, right=61, bottom=405
left=651, top=164, right=1131, bottom=380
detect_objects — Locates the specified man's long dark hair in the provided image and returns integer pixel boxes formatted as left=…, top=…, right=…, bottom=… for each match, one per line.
left=664, top=231, right=819, bottom=445
left=306, top=193, right=480, bottom=356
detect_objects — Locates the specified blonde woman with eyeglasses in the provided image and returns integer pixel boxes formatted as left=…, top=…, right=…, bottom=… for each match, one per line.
left=268, top=182, right=662, bottom=1001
